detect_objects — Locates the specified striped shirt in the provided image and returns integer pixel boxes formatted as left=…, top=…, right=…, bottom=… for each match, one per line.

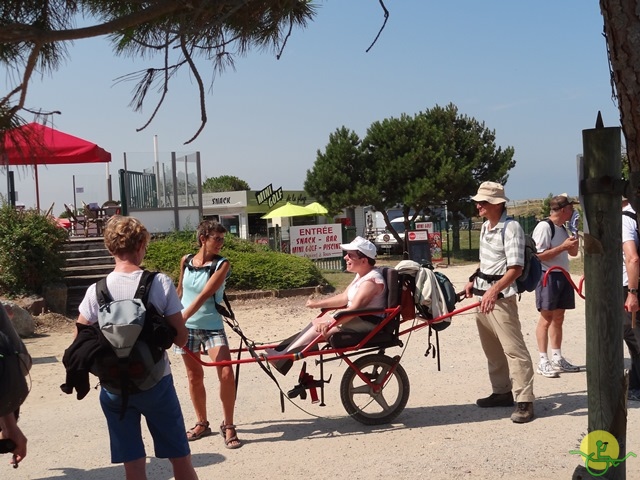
left=474, top=212, right=525, bottom=298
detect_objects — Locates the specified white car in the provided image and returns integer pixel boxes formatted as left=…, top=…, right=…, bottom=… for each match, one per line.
left=372, top=217, right=407, bottom=254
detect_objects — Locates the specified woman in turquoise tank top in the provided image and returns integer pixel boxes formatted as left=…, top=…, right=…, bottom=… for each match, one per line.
left=176, top=220, right=241, bottom=449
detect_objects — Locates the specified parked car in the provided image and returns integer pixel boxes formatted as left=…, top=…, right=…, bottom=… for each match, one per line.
left=372, top=217, right=407, bottom=254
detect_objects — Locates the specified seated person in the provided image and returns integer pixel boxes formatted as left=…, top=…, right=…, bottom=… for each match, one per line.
left=267, top=236, right=386, bottom=374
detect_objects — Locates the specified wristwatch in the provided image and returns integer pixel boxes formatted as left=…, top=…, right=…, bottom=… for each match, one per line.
left=629, top=288, right=638, bottom=295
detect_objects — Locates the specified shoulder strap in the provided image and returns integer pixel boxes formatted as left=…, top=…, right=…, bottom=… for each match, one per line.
left=135, top=270, right=158, bottom=304
left=95, top=277, right=113, bottom=307
left=500, top=218, right=511, bottom=243
left=210, top=256, right=228, bottom=277
left=544, top=218, right=555, bottom=239
left=623, top=210, right=637, bottom=223
left=182, top=254, right=195, bottom=272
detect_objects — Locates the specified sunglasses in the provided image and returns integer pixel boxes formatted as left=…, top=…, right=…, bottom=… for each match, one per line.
left=345, top=251, right=365, bottom=260
left=208, top=235, right=225, bottom=243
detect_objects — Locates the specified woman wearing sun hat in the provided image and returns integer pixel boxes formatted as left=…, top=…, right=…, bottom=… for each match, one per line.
left=266, top=236, right=386, bottom=374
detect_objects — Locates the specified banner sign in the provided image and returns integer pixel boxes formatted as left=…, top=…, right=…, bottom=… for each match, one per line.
left=428, top=232, right=443, bottom=263
left=255, top=183, right=283, bottom=207
left=289, top=224, right=342, bottom=259
left=415, top=221, right=433, bottom=231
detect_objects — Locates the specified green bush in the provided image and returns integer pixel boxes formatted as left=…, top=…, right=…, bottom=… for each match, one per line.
left=0, top=204, right=69, bottom=296
left=144, top=232, right=324, bottom=290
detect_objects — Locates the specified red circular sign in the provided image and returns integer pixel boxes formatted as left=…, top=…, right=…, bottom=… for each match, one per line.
left=408, top=232, right=416, bottom=241
left=383, top=234, right=390, bottom=242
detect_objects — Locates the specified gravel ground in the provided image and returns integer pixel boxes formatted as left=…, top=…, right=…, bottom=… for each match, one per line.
left=6, top=264, right=640, bottom=480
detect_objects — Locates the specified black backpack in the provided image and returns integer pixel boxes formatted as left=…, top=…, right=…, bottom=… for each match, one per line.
left=483, top=219, right=542, bottom=294
left=0, top=307, right=30, bottom=418
left=92, top=271, right=176, bottom=417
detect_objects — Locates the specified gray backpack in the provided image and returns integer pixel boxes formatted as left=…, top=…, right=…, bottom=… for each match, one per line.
left=92, top=271, right=175, bottom=416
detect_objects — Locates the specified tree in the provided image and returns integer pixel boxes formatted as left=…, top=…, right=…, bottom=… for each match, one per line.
left=202, top=175, right=250, bottom=192
left=541, top=193, right=553, bottom=218
left=0, top=0, right=316, bottom=143
left=305, top=103, right=515, bottom=253
left=601, top=1, right=640, bottom=210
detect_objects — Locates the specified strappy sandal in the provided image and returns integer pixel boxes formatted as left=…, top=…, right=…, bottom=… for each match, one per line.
left=220, top=422, right=242, bottom=449
left=186, top=421, right=211, bottom=442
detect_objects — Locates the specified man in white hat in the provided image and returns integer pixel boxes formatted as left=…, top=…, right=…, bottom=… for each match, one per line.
left=531, top=194, right=580, bottom=378
left=465, top=181, right=535, bottom=423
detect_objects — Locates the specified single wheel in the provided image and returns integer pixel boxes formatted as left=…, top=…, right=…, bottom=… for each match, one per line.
left=339, top=353, right=410, bottom=425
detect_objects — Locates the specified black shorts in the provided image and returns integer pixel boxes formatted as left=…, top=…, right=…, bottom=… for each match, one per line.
left=535, top=271, right=575, bottom=311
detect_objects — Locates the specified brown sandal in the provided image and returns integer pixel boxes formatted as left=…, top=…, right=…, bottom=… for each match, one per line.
left=186, top=421, right=211, bottom=441
left=220, top=422, right=242, bottom=449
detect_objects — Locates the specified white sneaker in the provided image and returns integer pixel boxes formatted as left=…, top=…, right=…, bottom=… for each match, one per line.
left=537, top=361, right=559, bottom=378
left=551, top=357, right=580, bottom=372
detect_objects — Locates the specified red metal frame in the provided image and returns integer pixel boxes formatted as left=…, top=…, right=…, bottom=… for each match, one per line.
left=183, top=299, right=480, bottom=369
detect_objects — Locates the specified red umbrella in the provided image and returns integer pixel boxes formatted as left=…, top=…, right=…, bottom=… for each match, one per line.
left=1, top=122, right=111, bottom=210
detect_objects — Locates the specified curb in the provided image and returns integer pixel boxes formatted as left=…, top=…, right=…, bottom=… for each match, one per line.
left=226, top=285, right=328, bottom=302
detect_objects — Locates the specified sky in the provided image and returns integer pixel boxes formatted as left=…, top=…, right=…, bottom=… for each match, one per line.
left=2, top=0, right=622, bottom=213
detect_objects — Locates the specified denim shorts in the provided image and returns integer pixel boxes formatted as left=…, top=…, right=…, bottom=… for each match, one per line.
left=99, top=374, right=190, bottom=463
left=174, top=328, right=229, bottom=355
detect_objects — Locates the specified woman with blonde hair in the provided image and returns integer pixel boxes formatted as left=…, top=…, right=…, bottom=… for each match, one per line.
left=76, top=215, right=198, bottom=480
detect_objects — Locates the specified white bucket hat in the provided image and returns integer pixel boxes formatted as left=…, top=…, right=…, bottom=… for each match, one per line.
left=471, top=181, right=509, bottom=204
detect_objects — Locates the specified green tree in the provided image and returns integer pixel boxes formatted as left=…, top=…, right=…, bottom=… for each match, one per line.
left=0, top=203, right=69, bottom=295
left=0, top=1, right=316, bottom=143
left=202, top=175, right=250, bottom=193
left=305, top=104, right=515, bottom=253
left=541, top=193, right=553, bottom=218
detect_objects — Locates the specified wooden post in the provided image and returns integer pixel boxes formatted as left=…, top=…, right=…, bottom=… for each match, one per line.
left=579, top=117, right=627, bottom=479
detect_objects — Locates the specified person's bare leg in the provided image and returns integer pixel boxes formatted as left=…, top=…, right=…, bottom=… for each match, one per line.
left=124, top=457, right=147, bottom=480
left=170, top=454, right=199, bottom=480
left=182, top=354, right=209, bottom=437
left=535, top=310, right=553, bottom=356
left=210, top=346, right=241, bottom=448
left=548, top=310, right=566, bottom=350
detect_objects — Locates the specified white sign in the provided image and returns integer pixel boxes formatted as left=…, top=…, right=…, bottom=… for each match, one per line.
left=407, top=230, right=429, bottom=241
left=289, top=224, right=343, bottom=259
left=202, top=190, right=247, bottom=209
left=415, top=221, right=433, bottom=231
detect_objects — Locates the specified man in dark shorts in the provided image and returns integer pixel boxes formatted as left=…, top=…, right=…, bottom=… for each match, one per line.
left=531, top=194, right=580, bottom=378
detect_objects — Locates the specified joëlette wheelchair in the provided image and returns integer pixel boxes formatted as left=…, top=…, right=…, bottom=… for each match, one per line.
left=184, top=267, right=478, bottom=425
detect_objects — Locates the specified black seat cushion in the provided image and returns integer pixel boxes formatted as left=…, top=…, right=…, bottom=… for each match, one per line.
left=329, top=331, right=403, bottom=349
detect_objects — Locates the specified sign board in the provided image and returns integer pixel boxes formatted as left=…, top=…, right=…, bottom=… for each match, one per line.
left=428, top=232, right=443, bottom=263
left=415, top=221, right=433, bottom=231
left=407, top=230, right=429, bottom=242
left=289, top=223, right=343, bottom=260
